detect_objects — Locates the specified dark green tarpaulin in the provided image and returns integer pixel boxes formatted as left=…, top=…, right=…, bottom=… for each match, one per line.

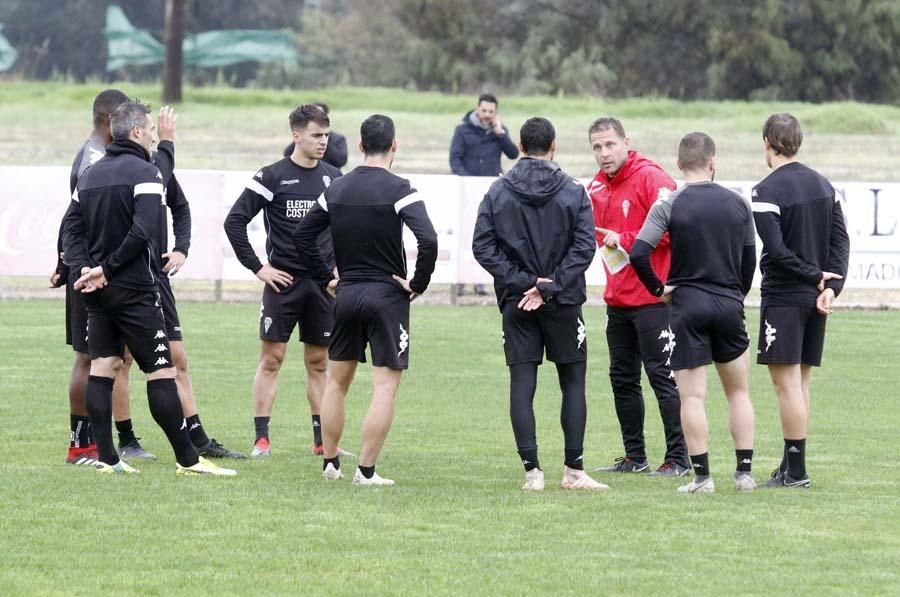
left=104, top=6, right=297, bottom=71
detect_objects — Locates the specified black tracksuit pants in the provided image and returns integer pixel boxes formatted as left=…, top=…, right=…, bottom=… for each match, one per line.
left=605, top=304, right=688, bottom=466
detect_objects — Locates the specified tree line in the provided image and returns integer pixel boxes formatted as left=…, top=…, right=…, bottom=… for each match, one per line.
left=2, top=0, right=899, bottom=103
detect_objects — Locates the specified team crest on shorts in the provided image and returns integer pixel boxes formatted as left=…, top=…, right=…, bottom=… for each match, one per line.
left=397, top=323, right=409, bottom=357
left=264, top=316, right=273, bottom=333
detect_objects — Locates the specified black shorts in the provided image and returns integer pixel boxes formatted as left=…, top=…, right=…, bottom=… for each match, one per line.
left=501, top=302, right=587, bottom=366
left=328, top=282, right=410, bottom=370
left=670, top=286, right=749, bottom=370
left=259, top=278, right=334, bottom=345
left=157, top=276, right=182, bottom=341
left=65, top=270, right=89, bottom=354
left=83, top=286, right=173, bottom=374
left=757, top=304, right=826, bottom=367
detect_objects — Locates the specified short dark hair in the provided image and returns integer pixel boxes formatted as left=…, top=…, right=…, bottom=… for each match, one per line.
left=360, top=114, right=395, bottom=155
left=313, top=102, right=330, bottom=115
left=678, top=132, right=716, bottom=171
left=588, top=117, right=626, bottom=139
left=93, top=89, right=130, bottom=127
left=110, top=100, right=151, bottom=141
left=289, top=104, right=330, bottom=131
left=763, top=113, right=802, bottom=157
left=520, top=117, right=555, bottom=155
left=478, top=93, right=498, bottom=107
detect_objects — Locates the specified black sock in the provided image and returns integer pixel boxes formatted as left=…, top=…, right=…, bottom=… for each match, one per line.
left=186, top=414, right=210, bottom=448
left=86, top=375, right=118, bottom=465
left=358, top=464, right=375, bottom=479
left=254, top=416, right=270, bottom=442
left=312, top=414, right=322, bottom=446
left=690, top=452, right=710, bottom=480
left=323, top=456, right=340, bottom=471
left=115, top=418, right=136, bottom=446
left=147, top=378, right=199, bottom=467
left=564, top=448, right=584, bottom=470
left=518, top=449, right=540, bottom=472
left=70, top=415, right=91, bottom=449
left=785, top=438, right=806, bottom=479
left=735, top=449, right=753, bottom=473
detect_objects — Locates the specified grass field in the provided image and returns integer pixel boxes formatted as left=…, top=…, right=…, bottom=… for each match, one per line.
left=2, top=82, right=900, bottom=180
left=0, top=299, right=897, bottom=595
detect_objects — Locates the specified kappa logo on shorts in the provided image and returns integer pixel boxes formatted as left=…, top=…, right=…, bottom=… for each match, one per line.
left=397, top=323, right=409, bottom=357
left=764, top=320, right=777, bottom=351
left=576, top=318, right=586, bottom=350
left=264, top=317, right=273, bottom=333
left=154, top=330, right=166, bottom=339
left=659, top=327, right=676, bottom=379
left=153, top=343, right=167, bottom=353
left=154, top=357, right=169, bottom=366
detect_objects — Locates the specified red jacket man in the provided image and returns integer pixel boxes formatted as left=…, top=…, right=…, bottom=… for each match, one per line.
left=587, top=117, right=688, bottom=476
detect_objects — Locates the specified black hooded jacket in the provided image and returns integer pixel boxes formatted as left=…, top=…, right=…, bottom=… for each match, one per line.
left=62, top=139, right=165, bottom=292
left=472, top=158, right=596, bottom=308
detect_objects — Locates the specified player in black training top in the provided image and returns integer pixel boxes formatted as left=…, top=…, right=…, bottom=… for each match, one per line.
left=632, top=132, right=757, bottom=494
left=751, top=113, right=849, bottom=489
left=283, top=102, right=348, bottom=169
left=294, top=114, right=438, bottom=486
left=63, top=100, right=235, bottom=476
left=224, top=105, right=343, bottom=459
left=472, top=117, right=607, bottom=492
left=52, top=89, right=131, bottom=465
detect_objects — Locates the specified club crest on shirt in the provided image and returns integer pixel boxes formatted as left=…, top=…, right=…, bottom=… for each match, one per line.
left=322, top=175, right=332, bottom=188
left=622, top=199, right=631, bottom=218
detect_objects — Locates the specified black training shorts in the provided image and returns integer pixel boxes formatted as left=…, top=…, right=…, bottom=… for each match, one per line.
left=670, top=286, right=749, bottom=370
left=82, top=285, right=174, bottom=374
left=259, top=277, right=334, bottom=345
left=757, top=304, right=826, bottom=367
left=328, top=281, right=411, bottom=370
left=501, top=302, right=587, bottom=366
left=157, top=275, right=182, bottom=341
left=65, top=269, right=89, bottom=354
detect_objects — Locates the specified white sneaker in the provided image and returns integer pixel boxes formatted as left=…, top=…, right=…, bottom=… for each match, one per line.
left=176, top=456, right=237, bottom=476
left=677, top=477, right=715, bottom=494
left=352, top=468, right=395, bottom=486
left=561, top=466, right=610, bottom=491
left=734, top=473, right=757, bottom=492
left=522, top=468, right=545, bottom=491
left=322, top=462, right=342, bottom=480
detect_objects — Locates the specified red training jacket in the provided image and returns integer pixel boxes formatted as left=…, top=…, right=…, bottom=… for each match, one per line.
left=588, top=150, right=676, bottom=308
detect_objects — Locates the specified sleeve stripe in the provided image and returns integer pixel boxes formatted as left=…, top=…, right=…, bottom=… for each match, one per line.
left=72, top=189, right=79, bottom=202
left=751, top=202, right=780, bottom=215
left=134, top=182, right=164, bottom=198
left=316, top=192, right=328, bottom=212
left=394, top=191, right=422, bottom=214
left=246, top=178, right=274, bottom=202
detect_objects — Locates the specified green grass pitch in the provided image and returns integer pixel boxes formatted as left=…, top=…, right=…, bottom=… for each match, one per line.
left=0, top=300, right=897, bottom=595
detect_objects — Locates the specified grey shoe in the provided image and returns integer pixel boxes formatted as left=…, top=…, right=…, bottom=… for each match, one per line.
left=593, top=456, right=650, bottom=473
left=647, top=461, right=690, bottom=477
left=119, top=438, right=157, bottom=461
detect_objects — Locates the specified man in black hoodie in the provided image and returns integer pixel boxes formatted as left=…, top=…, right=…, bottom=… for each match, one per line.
left=473, top=117, right=607, bottom=492
left=63, top=101, right=235, bottom=476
